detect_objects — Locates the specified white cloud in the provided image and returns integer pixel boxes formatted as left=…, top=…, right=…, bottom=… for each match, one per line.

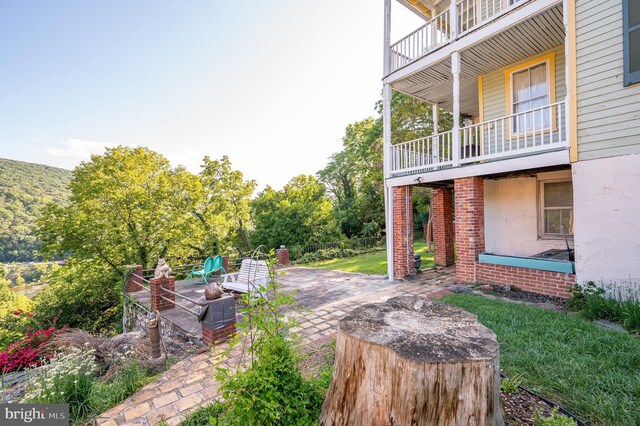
left=45, top=138, right=117, bottom=160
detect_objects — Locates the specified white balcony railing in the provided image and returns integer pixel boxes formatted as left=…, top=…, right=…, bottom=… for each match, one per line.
left=389, top=0, right=529, bottom=73
left=389, top=10, right=450, bottom=72
left=389, top=101, right=566, bottom=175
left=390, top=131, right=454, bottom=174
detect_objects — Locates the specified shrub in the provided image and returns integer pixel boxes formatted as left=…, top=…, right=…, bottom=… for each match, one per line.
left=215, top=253, right=326, bottom=425
left=567, top=282, right=640, bottom=334
left=23, top=347, right=98, bottom=422
left=0, top=301, right=37, bottom=351
left=533, top=407, right=577, bottom=426
left=0, top=326, right=64, bottom=373
left=33, top=259, right=122, bottom=334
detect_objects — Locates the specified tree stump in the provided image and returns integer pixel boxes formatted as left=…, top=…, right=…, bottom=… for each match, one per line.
left=320, top=296, right=502, bottom=426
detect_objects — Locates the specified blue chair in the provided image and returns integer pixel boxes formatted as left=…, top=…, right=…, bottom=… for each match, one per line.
left=186, top=255, right=226, bottom=287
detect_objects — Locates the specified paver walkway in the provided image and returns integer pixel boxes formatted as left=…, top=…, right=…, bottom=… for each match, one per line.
left=97, top=267, right=456, bottom=425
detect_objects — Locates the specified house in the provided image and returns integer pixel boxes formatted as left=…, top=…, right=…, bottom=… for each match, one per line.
left=382, top=0, right=640, bottom=297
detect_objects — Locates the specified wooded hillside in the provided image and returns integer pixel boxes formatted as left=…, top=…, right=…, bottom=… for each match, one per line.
left=0, top=158, right=71, bottom=262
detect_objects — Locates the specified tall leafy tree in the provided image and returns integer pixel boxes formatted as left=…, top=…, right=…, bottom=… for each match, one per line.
left=198, top=155, right=256, bottom=256
left=319, top=92, right=452, bottom=238
left=36, top=147, right=202, bottom=332
left=251, top=175, right=341, bottom=249
left=38, top=146, right=202, bottom=269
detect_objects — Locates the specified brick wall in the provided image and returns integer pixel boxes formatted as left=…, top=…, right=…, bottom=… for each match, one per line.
left=392, top=186, right=414, bottom=279
left=150, top=276, right=176, bottom=311
left=202, top=322, right=236, bottom=346
left=454, top=177, right=485, bottom=282
left=469, top=262, right=575, bottom=298
left=125, top=265, right=144, bottom=293
left=432, top=188, right=455, bottom=266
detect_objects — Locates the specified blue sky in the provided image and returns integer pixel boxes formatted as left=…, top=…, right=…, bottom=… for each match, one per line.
left=0, top=1, right=420, bottom=189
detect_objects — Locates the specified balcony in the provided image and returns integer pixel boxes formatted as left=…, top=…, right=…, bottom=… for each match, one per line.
left=389, top=100, right=567, bottom=176
left=389, top=0, right=539, bottom=74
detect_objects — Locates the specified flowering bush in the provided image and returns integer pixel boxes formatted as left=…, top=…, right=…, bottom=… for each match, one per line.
left=22, top=346, right=97, bottom=421
left=0, top=293, right=36, bottom=350
left=0, top=326, right=64, bottom=373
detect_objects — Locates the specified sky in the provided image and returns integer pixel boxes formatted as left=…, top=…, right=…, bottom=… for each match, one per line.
left=0, top=1, right=422, bottom=189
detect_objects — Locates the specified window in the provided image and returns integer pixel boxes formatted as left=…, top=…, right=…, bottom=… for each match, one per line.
left=504, top=52, right=556, bottom=137
left=623, top=0, right=640, bottom=86
left=539, top=180, right=574, bottom=238
left=512, top=62, right=550, bottom=132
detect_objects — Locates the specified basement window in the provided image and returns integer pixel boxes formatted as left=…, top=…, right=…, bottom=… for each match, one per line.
left=539, top=180, right=573, bottom=239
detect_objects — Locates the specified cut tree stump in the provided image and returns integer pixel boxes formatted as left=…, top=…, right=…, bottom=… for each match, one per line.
left=320, top=296, right=503, bottom=426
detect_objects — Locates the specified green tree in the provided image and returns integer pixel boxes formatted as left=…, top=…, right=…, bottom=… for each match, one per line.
left=251, top=175, right=341, bottom=249
left=197, top=156, right=256, bottom=256
left=319, top=92, right=449, bottom=238
left=36, top=146, right=203, bottom=332
left=38, top=146, right=202, bottom=270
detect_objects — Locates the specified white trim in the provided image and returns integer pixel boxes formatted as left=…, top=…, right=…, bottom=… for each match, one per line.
left=383, top=0, right=562, bottom=83
left=537, top=177, right=574, bottom=239
left=386, top=148, right=570, bottom=187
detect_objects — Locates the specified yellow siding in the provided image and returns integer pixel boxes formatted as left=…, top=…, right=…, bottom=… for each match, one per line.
left=480, top=45, right=566, bottom=122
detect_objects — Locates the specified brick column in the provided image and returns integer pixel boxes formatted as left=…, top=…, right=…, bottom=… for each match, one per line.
left=201, top=295, right=237, bottom=346
left=202, top=322, right=236, bottom=346
left=125, top=265, right=144, bottom=293
left=150, top=276, right=175, bottom=311
left=392, top=186, right=414, bottom=279
left=276, top=247, right=289, bottom=266
left=431, top=188, right=455, bottom=266
left=454, top=176, right=485, bottom=282
left=221, top=256, right=229, bottom=273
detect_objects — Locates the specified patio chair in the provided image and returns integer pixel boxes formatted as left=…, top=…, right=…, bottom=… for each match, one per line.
left=186, top=255, right=226, bottom=287
left=221, top=258, right=270, bottom=299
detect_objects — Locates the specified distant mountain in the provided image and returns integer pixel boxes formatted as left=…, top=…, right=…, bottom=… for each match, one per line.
left=0, top=158, right=72, bottom=262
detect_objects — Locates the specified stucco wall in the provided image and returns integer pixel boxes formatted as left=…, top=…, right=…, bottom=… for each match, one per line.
left=572, top=154, right=640, bottom=287
left=484, top=170, right=571, bottom=256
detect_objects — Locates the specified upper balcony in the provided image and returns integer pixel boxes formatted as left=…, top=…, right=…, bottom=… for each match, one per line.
left=385, top=0, right=563, bottom=79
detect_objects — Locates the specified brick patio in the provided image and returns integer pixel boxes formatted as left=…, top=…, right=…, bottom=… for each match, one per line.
left=97, top=267, right=455, bottom=425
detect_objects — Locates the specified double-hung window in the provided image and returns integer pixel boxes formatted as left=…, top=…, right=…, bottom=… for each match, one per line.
left=623, top=0, right=640, bottom=86
left=539, top=180, right=574, bottom=238
left=511, top=62, right=550, bottom=134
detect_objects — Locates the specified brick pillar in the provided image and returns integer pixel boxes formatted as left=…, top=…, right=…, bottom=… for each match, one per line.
left=221, top=256, right=229, bottom=273
left=150, top=276, right=175, bottom=311
left=202, top=322, right=236, bottom=346
left=392, top=186, right=414, bottom=279
left=454, top=176, right=485, bottom=282
left=201, top=295, right=237, bottom=346
left=432, top=188, right=455, bottom=266
left=125, top=265, right=144, bottom=293
left=276, top=247, right=289, bottom=266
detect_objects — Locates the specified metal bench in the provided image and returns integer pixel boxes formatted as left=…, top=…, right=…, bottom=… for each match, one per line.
left=220, top=258, right=270, bottom=298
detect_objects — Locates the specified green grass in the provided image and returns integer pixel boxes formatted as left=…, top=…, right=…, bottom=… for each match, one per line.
left=441, top=294, right=640, bottom=426
left=306, top=241, right=434, bottom=275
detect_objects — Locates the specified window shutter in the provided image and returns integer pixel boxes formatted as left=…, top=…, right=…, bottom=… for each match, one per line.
left=624, top=0, right=640, bottom=86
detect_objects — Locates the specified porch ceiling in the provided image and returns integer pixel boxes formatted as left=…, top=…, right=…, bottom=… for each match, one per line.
left=391, top=4, right=565, bottom=118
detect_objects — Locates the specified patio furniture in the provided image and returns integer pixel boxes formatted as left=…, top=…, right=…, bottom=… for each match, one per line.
left=220, top=258, right=270, bottom=298
left=186, top=255, right=226, bottom=287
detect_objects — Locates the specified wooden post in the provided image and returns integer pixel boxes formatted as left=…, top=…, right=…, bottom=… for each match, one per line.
left=320, top=296, right=503, bottom=426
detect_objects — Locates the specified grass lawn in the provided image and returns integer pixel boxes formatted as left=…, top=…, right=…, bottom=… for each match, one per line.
left=442, top=294, right=640, bottom=425
left=306, top=241, right=434, bottom=275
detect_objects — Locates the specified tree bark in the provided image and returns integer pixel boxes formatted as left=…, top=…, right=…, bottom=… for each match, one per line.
left=320, top=296, right=503, bottom=426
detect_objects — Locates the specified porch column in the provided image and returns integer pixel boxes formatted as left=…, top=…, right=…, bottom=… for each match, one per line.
left=383, top=82, right=394, bottom=280
left=452, top=51, right=461, bottom=167
left=432, top=103, right=440, bottom=164
left=392, top=185, right=414, bottom=279
left=454, top=176, right=485, bottom=282
left=432, top=188, right=455, bottom=266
